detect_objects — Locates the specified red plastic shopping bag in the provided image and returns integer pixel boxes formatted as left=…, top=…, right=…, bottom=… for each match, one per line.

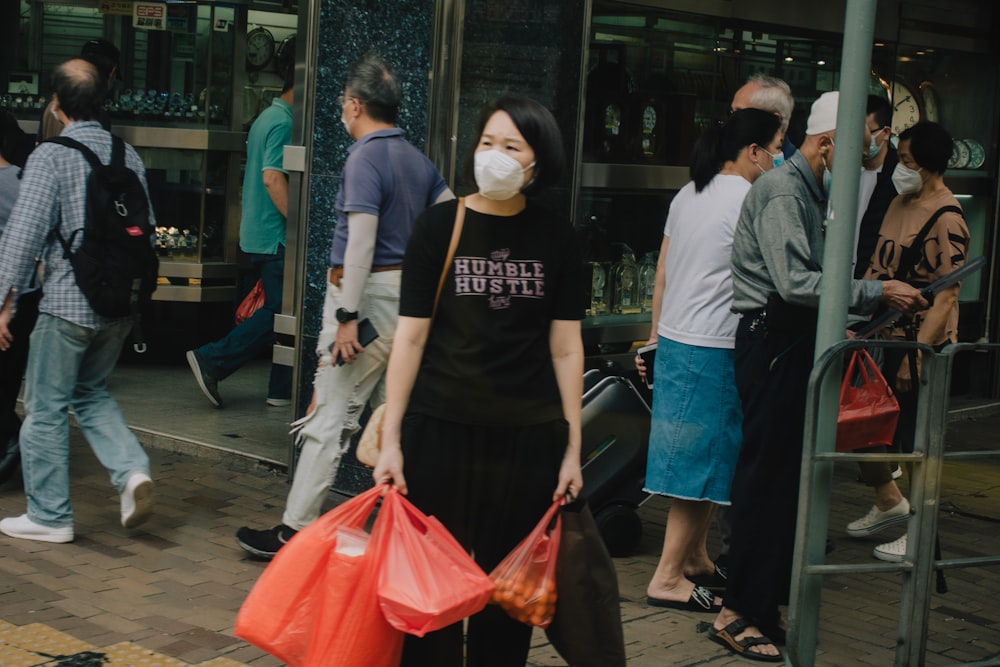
left=235, top=278, right=264, bottom=325
left=377, top=487, right=495, bottom=636
left=488, top=499, right=562, bottom=628
left=836, top=348, right=901, bottom=452
left=234, top=485, right=403, bottom=667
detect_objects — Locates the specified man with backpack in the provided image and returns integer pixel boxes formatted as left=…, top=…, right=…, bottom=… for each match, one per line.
left=0, top=59, right=156, bottom=543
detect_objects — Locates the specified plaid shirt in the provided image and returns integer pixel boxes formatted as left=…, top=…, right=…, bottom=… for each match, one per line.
left=0, top=120, right=156, bottom=330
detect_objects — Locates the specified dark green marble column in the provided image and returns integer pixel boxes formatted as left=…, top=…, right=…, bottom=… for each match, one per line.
left=298, top=1, right=435, bottom=492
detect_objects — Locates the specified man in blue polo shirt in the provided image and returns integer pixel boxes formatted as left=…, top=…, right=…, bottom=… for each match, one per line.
left=236, top=53, right=453, bottom=558
left=186, top=76, right=294, bottom=408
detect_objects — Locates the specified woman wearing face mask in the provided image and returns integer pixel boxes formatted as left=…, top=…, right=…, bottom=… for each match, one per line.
left=373, top=95, right=585, bottom=666
left=633, top=109, right=782, bottom=614
left=848, top=121, right=970, bottom=563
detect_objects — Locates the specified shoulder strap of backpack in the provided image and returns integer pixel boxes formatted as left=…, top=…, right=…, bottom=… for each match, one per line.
left=44, top=136, right=106, bottom=170
left=896, top=205, right=964, bottom=284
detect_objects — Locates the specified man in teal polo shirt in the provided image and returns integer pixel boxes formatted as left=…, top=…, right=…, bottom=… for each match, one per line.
left=186, top=76, right=294, bottom=408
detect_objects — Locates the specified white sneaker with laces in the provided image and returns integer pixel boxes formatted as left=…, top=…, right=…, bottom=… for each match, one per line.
left=846, top=498, right=910, bottom=537
left=121, top=472, right=154, bottom=529
left=873, top=534, right=908, bottom=562
left=0, top=514, right=74, bottom=543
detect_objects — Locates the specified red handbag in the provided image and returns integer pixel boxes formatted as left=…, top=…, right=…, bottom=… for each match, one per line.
left=836, top=349, right=901, bottom=452
left=235, top=279, right=265, bottom=325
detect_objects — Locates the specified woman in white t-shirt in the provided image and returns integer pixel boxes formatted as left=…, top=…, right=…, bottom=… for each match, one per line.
left=635, top=108, right=783, bottom=612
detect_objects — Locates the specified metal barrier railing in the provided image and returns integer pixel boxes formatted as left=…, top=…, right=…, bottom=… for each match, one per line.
left=787, top=340, right=1000, bottom=667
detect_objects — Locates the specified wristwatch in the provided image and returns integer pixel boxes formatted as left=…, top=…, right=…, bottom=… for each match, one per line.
left=335, top=307, right=359, bottom=323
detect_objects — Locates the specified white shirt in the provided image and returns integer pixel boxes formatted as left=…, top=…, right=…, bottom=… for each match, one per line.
left=657, top=174, right=751, bottom=349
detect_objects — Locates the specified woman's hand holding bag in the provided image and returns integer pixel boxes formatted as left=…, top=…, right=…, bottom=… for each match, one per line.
left=488, top=499, right=562, bottom=628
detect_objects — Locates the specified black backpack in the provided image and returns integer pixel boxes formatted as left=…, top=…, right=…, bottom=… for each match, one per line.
left=46, top=135, right=159, bottom=322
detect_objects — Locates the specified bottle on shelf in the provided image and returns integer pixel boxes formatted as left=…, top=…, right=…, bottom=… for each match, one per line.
left=586, top=262, right=609, bottom=316
left=611, top=244, right=641, bottom=314
left=638, top=251, right=658, bottom=313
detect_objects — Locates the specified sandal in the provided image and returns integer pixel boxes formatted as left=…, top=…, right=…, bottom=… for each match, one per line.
left=708, top=617, right=783, bottom=662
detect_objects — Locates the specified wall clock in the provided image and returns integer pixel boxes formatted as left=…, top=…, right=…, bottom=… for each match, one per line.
left=919, top=81, right=939, bottom=123
left=966, top=140, right=985, bottom=169
left=246, top=27, right=275, bottom=71
left=890, top=80, right=921, bottom=136
left=948, top=139, right=970, bottom=169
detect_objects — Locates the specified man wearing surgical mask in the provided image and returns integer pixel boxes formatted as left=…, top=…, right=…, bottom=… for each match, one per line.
left=235, top=53, right=453, bottom=559
left=848, top=121, right=969, bottom=564
left=853, top=95, right=899, bottom=277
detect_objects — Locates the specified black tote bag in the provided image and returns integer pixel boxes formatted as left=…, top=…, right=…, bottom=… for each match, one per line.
left=544, top=497, right=627, bottom=667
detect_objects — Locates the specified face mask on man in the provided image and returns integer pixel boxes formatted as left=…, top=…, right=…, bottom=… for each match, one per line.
left=891, top=163, right=924, bottom=194
left=474, top=150, right=535, bottom=200
left=865, top=132, right=882, bottom=160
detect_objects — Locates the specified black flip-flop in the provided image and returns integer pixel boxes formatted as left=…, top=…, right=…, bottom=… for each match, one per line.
left=689, top=562, right=727, bottom=592
left=707, top=617, right=783, bottom=662
left=647, top=585, right=722, bottom=613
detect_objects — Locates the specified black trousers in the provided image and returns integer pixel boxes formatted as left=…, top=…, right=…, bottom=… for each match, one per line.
left=399, top=413, right=567, bottom=667
left=724, top=317, right=815, bottom=621
left=0, top=289, right=41, bottom=444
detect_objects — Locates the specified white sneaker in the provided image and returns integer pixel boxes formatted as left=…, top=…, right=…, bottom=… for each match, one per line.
left=0, top=514, right=74, bottom=543
left=873, top=534, right=908, bottom=562
left=121, top=472, right=154, bottom=529
left=846, top=498, right=910, bottom=537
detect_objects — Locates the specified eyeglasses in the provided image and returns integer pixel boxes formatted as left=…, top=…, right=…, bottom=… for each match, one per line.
left=868, top=125, right=887, bottom=134
left=337, top=95, right=357, bottom=107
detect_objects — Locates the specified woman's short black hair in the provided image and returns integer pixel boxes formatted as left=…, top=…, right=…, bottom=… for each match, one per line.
left=472, top=95, right=565, bottom=196
left=690, top=108, right=780, bottom=191
left=898, top=121, right=953, bottom=174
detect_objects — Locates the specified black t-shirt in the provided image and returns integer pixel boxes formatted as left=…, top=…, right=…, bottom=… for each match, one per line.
left=401, top=198, right=585, bottom=426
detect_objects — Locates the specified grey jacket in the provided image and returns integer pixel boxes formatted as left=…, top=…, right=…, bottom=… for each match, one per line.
left=730, top=150, right=883, bottom=315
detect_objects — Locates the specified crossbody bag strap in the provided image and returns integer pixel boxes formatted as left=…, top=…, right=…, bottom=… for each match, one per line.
left=430, top=197, right=465, bottom=322
left=896, top=205, right=963, bottom=284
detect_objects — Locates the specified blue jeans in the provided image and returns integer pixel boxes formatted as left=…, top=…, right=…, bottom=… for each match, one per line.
left=20, top=314, right=150, bottom=528
left=195, top=248, right=292, bottom=399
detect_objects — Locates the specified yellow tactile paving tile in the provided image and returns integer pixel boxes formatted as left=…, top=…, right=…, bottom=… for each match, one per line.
left=0, top=621, right=99, bottom=666
left=0, top=622, right=252, bottom=667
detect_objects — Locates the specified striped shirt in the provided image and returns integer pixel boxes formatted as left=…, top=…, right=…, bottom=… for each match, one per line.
left=0, top=120, right=156, bottom=330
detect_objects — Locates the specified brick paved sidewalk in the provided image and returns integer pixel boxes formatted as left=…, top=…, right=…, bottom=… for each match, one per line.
left=1, top=417, right=997, bottom=666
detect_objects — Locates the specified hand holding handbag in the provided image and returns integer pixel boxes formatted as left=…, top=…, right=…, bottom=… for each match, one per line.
left=355, top=198, right=467, bottom=467
left=836, top=348, right=901, bottom=452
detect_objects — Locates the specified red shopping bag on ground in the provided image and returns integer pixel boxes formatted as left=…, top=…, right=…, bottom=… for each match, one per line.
left=377, top=487, right=495, bottom=636
left=488, top=499, right=562, bottom=628
left=836, top=349, right=901, bottom=452
left=234, top=485, right=403, bottom=667
left=235, top=279, right=264, bottom=325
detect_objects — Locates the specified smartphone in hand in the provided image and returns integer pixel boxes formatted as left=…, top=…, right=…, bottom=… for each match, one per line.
left=331, top=318, right=379, bottom=366
left=637, top=342, right=657, bottom=389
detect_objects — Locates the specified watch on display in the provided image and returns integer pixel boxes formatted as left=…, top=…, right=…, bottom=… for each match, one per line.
left=335, top=307, right=359, bottom=323
left=246, top=27, right=275, bottom=71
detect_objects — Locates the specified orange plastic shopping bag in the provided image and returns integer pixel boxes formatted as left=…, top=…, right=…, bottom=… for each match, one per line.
left=234, top=485, right=403, bottom=667
left=488, top=499, right=562, bottom=628
left=377, top=487, right=495, bottom=636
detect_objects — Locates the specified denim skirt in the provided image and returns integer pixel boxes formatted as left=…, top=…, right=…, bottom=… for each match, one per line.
left=643, top=336, right=743, bottom=504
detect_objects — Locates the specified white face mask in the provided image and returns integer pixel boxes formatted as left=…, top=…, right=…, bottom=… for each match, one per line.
left=892, top=163, right=923, bottom=194
left=474, top=150, right=534, bottom=200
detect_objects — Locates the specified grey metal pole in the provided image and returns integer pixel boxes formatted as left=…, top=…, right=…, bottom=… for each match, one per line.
left=788, top=1, right=879, bottom=665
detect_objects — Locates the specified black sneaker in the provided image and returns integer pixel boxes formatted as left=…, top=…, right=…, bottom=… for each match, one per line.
left=236, top=524, right=298, bottom=559
left=186, top=350, right=223, bottom=408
